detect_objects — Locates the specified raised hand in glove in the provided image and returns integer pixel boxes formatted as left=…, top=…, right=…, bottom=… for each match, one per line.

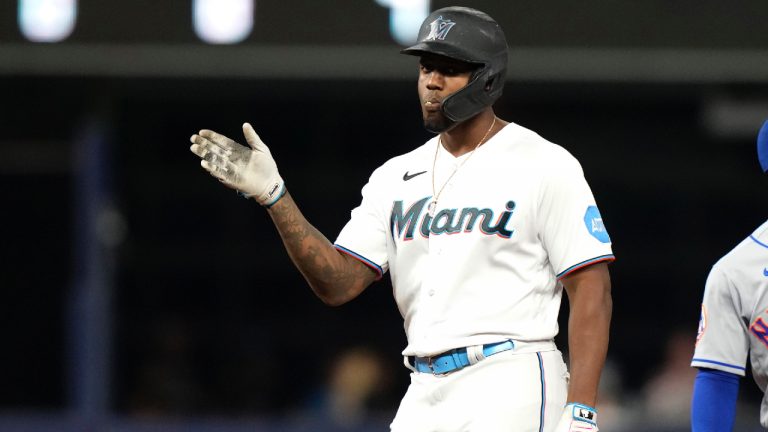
left=190, top=123, right=285, bottom=207
left=553, top=403, right=598, bottom=432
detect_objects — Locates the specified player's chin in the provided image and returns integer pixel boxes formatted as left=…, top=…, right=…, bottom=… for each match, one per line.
left=423, top=114, right=454, bottom=134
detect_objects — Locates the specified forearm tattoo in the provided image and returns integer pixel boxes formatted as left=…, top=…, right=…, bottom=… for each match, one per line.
left=269, top=193, right=373, bottom=299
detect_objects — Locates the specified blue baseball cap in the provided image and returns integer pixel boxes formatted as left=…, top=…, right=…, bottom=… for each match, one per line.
left=759, top=120, right=768, bottom=173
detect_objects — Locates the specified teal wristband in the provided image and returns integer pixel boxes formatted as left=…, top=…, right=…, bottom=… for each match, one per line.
left=263, top=184, right=287, bottom=208
left=566, top=403, right=597, bottom=425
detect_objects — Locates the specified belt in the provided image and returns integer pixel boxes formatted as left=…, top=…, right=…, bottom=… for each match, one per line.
left=409, top=340, right=515, bottom=375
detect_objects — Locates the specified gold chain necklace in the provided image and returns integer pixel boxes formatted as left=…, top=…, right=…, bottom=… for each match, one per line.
left=429, top=116, right=497, bottom=217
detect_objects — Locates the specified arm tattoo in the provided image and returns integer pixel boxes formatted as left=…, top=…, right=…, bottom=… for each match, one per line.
left=268, top=192, right=374, bottom=302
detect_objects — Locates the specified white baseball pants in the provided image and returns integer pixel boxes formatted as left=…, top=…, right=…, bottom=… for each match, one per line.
left=390, top=349, right=568, bottom=432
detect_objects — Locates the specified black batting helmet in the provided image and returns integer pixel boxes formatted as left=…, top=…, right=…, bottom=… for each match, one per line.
left=401, top=6, right=508, bottom=123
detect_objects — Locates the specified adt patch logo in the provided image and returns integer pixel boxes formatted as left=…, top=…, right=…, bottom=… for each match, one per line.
left=425, top=16, right=456, bottom=41
left=583, top=205, right=611, bottom=243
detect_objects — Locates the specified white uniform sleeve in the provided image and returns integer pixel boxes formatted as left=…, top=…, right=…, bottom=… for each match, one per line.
left=334, top=167, right=390, bottom=278
left=691, top=266, right=749, bottom=376
left=536, top=152, right=614, bottom=278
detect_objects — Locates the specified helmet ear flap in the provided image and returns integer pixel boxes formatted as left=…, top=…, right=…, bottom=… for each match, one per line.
left=484, top=76, right=496, bottom=92
left=483, top=69, right=505, bottom=100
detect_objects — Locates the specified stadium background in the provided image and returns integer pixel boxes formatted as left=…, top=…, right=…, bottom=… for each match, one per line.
left=1, top=1, right=768, bottom=430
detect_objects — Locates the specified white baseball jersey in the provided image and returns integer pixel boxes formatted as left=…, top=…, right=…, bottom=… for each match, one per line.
left=692, top=219, right=768, bottom=427
left=334, top=122, right=615, bottom=357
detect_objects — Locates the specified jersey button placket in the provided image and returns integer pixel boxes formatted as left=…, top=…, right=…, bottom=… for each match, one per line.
left=426, top=235, right=445, bottom=298
left=417, top=233, right=442, bottom=345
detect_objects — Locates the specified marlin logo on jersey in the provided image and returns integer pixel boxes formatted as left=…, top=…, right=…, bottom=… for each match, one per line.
left=390, top=197, right=515, bottom=240
left=425, top=16, right=456, bottom=41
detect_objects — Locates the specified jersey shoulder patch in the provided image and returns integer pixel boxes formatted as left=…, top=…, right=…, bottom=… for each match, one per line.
left=583, top=205, right=611, bottom=243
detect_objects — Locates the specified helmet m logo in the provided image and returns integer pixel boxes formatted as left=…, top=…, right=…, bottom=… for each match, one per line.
left=425, top=16, right=456, bottom=41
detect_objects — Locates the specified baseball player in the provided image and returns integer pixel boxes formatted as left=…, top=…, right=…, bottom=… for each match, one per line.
left=189, top=7, right=614, bottom=432
left=691, top=120, right=768, bottom=431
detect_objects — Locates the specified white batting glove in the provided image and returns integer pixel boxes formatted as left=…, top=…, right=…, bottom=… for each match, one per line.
left=553, top=403, right=598, bottom=432
left=190, top=123, right=285, bottom=207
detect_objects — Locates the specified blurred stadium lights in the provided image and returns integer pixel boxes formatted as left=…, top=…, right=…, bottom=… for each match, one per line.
left=702, top=96, right=768, bottom=139
left=375, top=0, right=429, bottom=46
left=18, top=0, right=77, bottom=43
left=193, top=0, right=253, bottom=44
left=2, top=1, right=768, bottom=82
